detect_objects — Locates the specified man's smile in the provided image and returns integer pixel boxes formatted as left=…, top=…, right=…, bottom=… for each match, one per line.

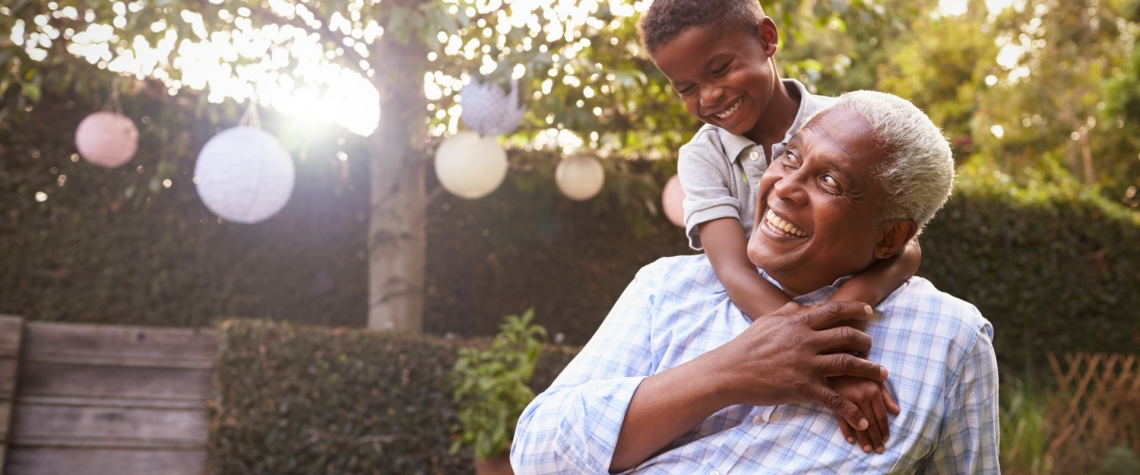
left=762, top=208, right=808, bottom=238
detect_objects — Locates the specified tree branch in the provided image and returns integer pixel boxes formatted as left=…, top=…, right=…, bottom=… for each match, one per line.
left=199, top=0, right=371, bottom=78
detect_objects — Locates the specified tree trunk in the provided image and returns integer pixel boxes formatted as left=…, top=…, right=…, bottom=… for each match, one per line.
left=367, top=30, right=429, bottom=332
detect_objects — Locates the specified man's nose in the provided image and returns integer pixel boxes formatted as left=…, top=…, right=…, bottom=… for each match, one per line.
left=772, top=172, right=808, bottom=204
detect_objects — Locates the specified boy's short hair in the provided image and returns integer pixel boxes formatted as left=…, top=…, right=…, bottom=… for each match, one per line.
left=638, top=0, right=766, bottom=56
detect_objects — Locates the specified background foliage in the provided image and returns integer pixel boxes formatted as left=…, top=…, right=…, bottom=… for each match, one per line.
left=2, top=1, right=1140, bottom=375
left=4, top=87, right=1139, bottom=378
left=211, top=318, right=577, bottom=475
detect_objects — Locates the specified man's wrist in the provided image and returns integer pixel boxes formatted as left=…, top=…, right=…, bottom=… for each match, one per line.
left=693, top=346, right=745, bottom=409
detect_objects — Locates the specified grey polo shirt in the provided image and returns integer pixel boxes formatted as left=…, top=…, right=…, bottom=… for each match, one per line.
left=679, top=79, right=834, bottom=250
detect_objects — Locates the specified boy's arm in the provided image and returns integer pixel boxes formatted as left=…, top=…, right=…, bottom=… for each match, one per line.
left=830, top=239, right=921, bottom=311
left=825, top=242, right=919, bottom=454
left=699, top=218, right=792, bottom=320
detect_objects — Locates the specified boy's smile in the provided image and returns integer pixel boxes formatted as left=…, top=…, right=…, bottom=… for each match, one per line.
left=650, top=19, right=794, bottom=146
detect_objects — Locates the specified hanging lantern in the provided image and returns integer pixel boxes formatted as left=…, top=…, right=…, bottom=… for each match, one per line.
left=434, top=131, right=508, bottom=200
left=459, top=79, right=526, bottom=137
left=75, top=111, right=139, bottom=168
left=662, top=174, right=685, bottom=227
left=194, top=126, right=295, bottom=224
left=555, top=155, right=605, bottom=201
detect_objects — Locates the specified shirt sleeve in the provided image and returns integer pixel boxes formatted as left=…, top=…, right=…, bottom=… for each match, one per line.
left=511, top=265, right=663, bottom=475
left=925, top=321, right=1001, bottom=475
left=678, top=133, right=741, bottom=251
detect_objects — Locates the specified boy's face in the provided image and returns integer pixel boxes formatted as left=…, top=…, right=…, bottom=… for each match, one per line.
left=651, top=20, right=781, bottom=138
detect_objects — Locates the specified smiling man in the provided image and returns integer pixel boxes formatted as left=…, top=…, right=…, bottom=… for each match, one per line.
left=511, top=91, right=1000, bottom=475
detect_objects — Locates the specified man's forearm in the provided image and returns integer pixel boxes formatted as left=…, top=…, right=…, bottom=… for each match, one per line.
left=610, top=350, right=733, bottom=472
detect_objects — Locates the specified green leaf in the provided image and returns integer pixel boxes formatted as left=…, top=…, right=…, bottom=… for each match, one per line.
left=21, top=82, right=40, bottom=102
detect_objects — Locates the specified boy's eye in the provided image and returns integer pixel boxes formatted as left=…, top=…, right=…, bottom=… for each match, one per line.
left=711, top=62, right=730, bottom=76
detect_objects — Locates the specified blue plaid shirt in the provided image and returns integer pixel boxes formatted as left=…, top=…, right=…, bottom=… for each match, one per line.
left=512, top=255, right=1000, bottom=474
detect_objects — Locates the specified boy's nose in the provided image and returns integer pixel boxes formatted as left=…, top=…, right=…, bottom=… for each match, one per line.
left=699, top=86, right=723, bottom=110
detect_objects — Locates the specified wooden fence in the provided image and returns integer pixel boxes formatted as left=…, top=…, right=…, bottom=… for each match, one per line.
left=0, top=316, right=24, bottom=474
left=1046, top=352, right=1140, bottom=471
left=0, top=318, right=216, bottom=475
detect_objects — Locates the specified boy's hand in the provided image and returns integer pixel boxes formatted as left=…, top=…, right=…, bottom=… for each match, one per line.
left=829, top=376, right=900, bottom=454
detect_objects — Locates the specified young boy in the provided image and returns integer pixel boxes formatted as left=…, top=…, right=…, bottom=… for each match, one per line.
left=639, top=0, right=922, bottom=455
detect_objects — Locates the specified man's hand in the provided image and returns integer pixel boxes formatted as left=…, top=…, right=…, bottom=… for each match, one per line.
left=830, top=376, right=900, bottom=454
left=709, top=301, right=889, bottom=432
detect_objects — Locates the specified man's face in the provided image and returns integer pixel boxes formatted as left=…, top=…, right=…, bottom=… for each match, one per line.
left=746, top=108, right=891, bottom=296
left=650, top=22, right=780, bottom=138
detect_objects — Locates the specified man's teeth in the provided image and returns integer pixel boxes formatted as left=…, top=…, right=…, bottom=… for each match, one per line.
left=766, top=210, right=806, bottom=237
left=714, top=99, right=741, bottom=119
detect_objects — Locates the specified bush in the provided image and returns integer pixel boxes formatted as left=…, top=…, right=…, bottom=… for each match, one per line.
left=920, top=164, right=1140, bottom=376
left=209, top=319, right=578, bottom=475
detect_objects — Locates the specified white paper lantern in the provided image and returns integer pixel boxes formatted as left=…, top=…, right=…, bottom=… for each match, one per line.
left=662, top=174, right=685, bottom=227
left=194, top=126, right=295, bottom=224
left=434, top=131, right=508, bottom=200
left=555, top=155, right=605, bottom=201
left=459, top=79, right=526, bottom=136
left=75, top=111, right=139, bottom=168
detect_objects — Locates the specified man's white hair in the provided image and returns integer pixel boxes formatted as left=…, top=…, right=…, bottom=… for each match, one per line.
left=815, top=91, right=955, bottom=233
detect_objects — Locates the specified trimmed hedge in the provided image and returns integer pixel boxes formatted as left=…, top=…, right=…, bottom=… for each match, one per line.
left=5, top=88, right=1140, bottom=379
left=920, top=165, right=1140, bottom=375
left=210, top=319, right=578, bottom=475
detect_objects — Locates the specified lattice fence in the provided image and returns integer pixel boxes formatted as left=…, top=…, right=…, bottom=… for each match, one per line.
left=1046, top=352, right=1140, bottom=472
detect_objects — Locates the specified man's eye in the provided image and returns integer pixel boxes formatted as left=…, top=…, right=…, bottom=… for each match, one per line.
left=822, top=175, right=840, bottom=189
left=783, top=151, right=800, bottom=165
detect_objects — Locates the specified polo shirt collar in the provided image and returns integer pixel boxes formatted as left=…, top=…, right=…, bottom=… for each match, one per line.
left=715, top=78, right=829, bottom=164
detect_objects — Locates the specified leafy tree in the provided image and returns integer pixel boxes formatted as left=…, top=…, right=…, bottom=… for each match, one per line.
left=972, top=0, right=1140, bottom=193
left=0, top=0, right=914, bottom=331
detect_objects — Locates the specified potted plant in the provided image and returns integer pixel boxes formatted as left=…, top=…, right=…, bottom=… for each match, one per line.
left=450, top=308, right=546, bottom=475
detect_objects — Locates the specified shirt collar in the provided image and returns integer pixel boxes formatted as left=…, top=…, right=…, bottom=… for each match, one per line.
left=714, top=78, right=830, bottom=164
left=758, top=269, right=853, bottom=307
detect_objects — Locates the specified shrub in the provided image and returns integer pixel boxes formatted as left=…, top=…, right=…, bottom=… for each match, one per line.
left=210, top=319, right=578, bottom=475
left=920, top=164, right=1140, bottom=376
left=450, top=309, right=545, bottom=461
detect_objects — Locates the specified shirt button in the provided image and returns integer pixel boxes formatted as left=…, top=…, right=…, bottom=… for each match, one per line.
left=753, top=414, right=764, bottom=425
left=711, top=471, right=721, bottom=475
left=749, top=150, right=760, bottom=161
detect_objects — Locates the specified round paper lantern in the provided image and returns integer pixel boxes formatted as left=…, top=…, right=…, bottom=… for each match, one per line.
left=75, top=111, right=139, bottom=168
left=194, top=126, right=295, bottom=224
left=459, top=79, right=526, bottom=136
left=555, top=155, right=605, bottom=201
left=662, top=174, right=685, bottom=227
left=434, top=131, right=508, bottom=200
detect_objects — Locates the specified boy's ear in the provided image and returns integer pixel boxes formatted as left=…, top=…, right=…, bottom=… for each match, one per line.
left=757, top=16, right=779, bottom=57
left=873, top=219, right=918, bottom=259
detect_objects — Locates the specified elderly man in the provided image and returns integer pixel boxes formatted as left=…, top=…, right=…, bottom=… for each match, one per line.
left=511, top=91, right=999, bottom=474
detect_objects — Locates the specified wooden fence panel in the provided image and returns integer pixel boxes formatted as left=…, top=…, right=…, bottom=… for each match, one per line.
left=0, top=315, right=25, bottom=475
left=1046, top=352, right=1140, bottom=472
left=5, top=322, right=216, bottom=475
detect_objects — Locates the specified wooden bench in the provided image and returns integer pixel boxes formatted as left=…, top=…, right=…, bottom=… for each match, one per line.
left=3, top=321, right=216, bottom=475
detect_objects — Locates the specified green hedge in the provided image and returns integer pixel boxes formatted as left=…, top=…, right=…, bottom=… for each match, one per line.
left=920, top=165, right=1140, bottom=375
left=210, top=319, right=578, bottom=475
left=6, top=88, right=1140, bottom=379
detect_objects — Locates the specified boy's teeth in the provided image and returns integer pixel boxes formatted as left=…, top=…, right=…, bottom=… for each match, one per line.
left=715, top=99, right=741, bottom=119
left=766, top=210, right=806, bottom=237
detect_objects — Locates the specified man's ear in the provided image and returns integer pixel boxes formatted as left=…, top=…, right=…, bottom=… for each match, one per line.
left=874, top=219, right=918, bottom=259
left=757, top=17, right=779, bottom=57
